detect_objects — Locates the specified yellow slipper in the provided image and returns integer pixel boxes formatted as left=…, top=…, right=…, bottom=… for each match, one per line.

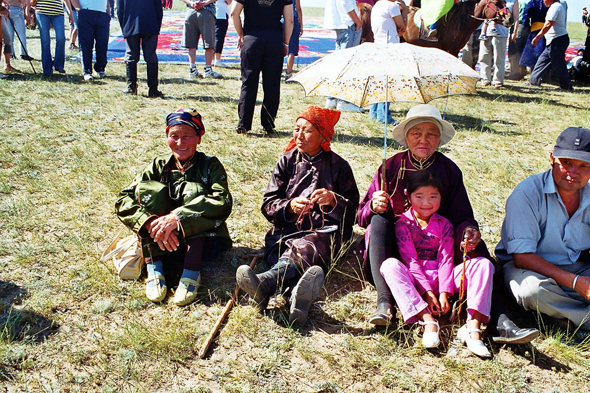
left=145, top=273, right=167, bottom=302
left=173, top=275, right=201, bottom=306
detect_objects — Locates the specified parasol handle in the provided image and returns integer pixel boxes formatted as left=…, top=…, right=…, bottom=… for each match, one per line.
left=381, top=158, right=387, bottom=191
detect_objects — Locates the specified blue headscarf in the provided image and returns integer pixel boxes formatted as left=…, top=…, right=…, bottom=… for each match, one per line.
left=165, top=108, right=205, bottom=136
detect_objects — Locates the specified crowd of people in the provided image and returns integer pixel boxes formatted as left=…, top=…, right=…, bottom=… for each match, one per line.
left=115, top=102, right=590, bottom=357
left=2, top=0, right=589, bottom=353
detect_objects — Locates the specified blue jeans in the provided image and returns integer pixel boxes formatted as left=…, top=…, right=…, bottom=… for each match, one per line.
left=78, top=9, right=110, bottom=74
left=334, top=24, right=362, bottom=51
left=369, top=102, right=396, bottom=124
left=6, top=7, right=28, bottom=56
left=36, top=13, right=66, bottom=74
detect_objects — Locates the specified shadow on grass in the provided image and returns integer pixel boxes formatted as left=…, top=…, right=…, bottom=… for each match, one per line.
left=477, top=88, right=587, bottom=111
left=1, top=281, right=59, bottom=381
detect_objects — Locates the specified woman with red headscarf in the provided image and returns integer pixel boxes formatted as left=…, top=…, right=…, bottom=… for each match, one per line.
left=236, top=105, right=359, bottom=324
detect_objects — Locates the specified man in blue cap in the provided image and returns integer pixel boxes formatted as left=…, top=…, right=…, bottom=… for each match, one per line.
left=497, top=127, right=590, bottom=332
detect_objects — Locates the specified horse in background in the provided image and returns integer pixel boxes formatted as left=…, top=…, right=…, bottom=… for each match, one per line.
left=359, top=0, right=513, bottom=57
left=403, top=0, right=514, bottom=56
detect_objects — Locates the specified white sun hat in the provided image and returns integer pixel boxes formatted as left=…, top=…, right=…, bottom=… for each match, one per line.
left=391, top=104, right=456, bottom=147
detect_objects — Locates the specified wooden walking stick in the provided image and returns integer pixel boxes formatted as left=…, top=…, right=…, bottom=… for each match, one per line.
left=450, top=233, right=469, bottom=322
left=199, top=253, right=263, bottom=359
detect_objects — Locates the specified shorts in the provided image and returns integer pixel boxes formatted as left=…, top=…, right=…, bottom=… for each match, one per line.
left=182, top=8, right=215, bottom=49
left=288, top=12, right=300, bottom=56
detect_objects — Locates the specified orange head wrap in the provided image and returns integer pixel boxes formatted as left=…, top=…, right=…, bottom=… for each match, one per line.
left=284, top=106, right=341, bottom=153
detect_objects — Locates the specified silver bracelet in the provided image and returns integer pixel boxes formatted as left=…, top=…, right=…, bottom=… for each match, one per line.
left=572, top=274, right=580, bottom=290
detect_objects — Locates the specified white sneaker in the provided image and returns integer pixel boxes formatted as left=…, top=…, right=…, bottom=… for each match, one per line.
left=457, top=324, right=492, bottom=358
left=84, top=73, right=93, bottom=81
left=189, top=67, right=202, bottom=79
left=213, top=59, right=227, bottom=68
left=419, top=320, right=440, bottom=348
left=204, top=69, right=223, bottom=79
left=336, top=101, right=362, bottom=113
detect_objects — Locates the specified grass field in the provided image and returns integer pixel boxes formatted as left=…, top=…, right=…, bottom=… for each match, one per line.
left=1, top=10, right=590, bottom=393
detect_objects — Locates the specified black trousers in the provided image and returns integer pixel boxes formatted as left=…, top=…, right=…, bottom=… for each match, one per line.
left=238, top=30, right=284, bottom=131
left=214, top=18, right=228, bottom=54
left=124, top=33, right=159, bottom=90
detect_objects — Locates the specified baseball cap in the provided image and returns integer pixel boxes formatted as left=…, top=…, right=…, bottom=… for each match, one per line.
left=553, top=127, right=590, bottom=164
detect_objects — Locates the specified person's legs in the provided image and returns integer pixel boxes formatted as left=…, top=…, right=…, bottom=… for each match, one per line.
left=238, top=34, right=263, bottom=131
left=380, top=257, right=428, bottom=323
left=94, top=11, right=111, bottom=73
left=549, top=34, right=572, bottom=89
left=529, top=45, right=552, bottom=86
left=504, top=261, right=590, bottom=330
left=141, top=33, right=161, bottom=96
left=77, top=10, right=94, bottom=75
left=174, top=237, right=205, bottom=306
left=52, top=14, right=66, bottom=72
left=123, top=34, right=140, bottom=93
left=478, top=38, right=493, bottom=84
left=286, top=13, right=300, bottom=74
left=214, top=17, right=228, bottom=59
left=491, top=36, right=507, bottom=85
left=455, top=256, right=494, bottom=325
left=8, top=7, right=27, bottom=56
left=260, top=33, right=283, bottom=132
left=368, top=214, right=397, bottom=324
left=36, top=13, right=54, bottom=74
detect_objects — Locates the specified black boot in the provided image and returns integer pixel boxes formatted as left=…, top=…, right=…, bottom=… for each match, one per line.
left=236, top=258, right=300, bottom=310
left=146, top=61, right=162, bottom=98
left=369, top=302, right=394, bottom=326
left=289, top=265, right=324, bottom=324
left=123, top=62, right=137, bottom=95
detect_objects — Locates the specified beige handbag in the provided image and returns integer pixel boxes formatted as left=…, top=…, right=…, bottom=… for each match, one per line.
left=101, top=228, right=145, bottom=280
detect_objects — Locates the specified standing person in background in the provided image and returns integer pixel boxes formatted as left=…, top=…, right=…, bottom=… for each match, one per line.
left=36, top=0, right=73, bottom=76
left=71, top=0, right=111, bottom=81
left=231, top=0, right=293, bottom=134
left=284, top=0, right=302, bottom=80
left=323, top=0, right=362, bottom=112
left=117, top=0, right=163, bottom=97
left=5, top=0, right=35, bottom=61
left=181, top=0, right=223, bottom=79
left=213, top=0, right=230, bottom=68
left=529, top=0, right=571, bottom=90
left=507, top=0, right=529, bottom=80
left=478, top=0, right=518, bottom=88
left=67, top=4, right=79, bottom=51
left=519, top=0, right=547, bottom=70
left=368, top=0, right=406, bottom=125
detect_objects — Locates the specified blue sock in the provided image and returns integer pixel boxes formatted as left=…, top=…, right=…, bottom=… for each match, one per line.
left=180, top=269, right=200, bottom=292
left=147, top=261, right=165, bottom=288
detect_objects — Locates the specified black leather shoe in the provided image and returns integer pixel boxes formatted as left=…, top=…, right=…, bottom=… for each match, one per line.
left=369, top=302, right=394, bottom=326
left=492, top=314, right=539, bottom=344
left=148, top=89, right=164, bottom=98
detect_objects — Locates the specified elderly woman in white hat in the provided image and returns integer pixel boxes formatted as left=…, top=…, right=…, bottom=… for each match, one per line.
left=357, top=104, right=539, bottom=353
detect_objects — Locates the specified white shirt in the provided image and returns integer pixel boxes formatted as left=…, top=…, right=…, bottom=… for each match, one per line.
left=545, top=1, right=568, bottom=44
left=371, top=0, right=401, bottom=43
left=324, top=0, right=357, bottom=30
left=215, top=0, right=229, bottom=19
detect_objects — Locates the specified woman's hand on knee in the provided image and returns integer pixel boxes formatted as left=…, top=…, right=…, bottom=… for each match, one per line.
left=150, top=214, right=180, bottom=243
left=371, top=190, right=390, bottom=214
left=157, top=230, right=180, bottom=252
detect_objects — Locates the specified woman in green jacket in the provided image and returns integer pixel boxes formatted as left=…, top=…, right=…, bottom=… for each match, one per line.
left=115, top=108, right=233, bottom=306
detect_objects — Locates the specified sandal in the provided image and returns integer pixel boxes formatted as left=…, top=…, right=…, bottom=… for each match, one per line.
left=458, top=324, right=492, bottom=358
left=419, top=320, right=440, bottom=348
left=494, top=83, right=503, bottom=88
left=3, top=65, right=21, bottom=74
left=173, top=275, right=201, bottom=306
left=145, top=272, right=167, bottom=302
